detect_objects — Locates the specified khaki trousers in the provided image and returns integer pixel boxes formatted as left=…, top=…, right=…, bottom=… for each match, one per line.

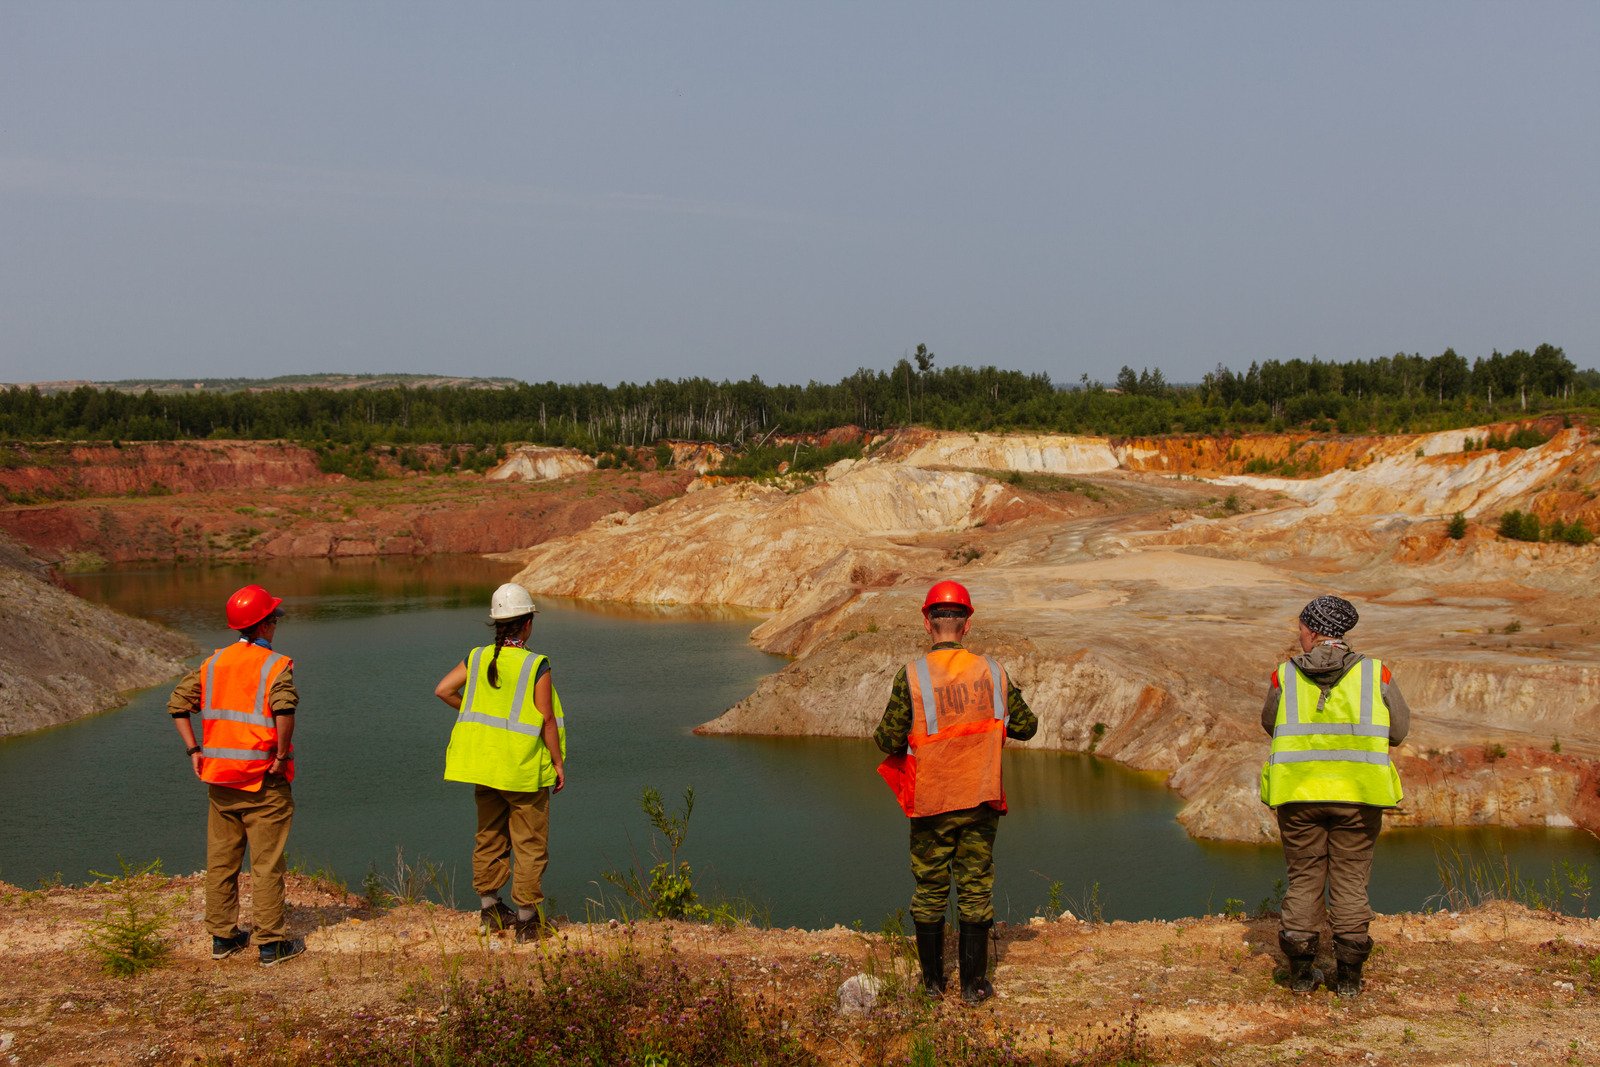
left=206, top=777, right=294, bottom=944
left=1277, top=802, right=1382, bottom=939
left=473, top=785, right=550, bottom=911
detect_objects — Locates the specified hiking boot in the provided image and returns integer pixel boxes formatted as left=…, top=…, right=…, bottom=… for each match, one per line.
left=957, top=920, right=994, bottom=1004
left=479, top=899, right=518, bottom=932
left=1332, top=934, right=1371, bottom=997
left=914, top=919, right=946, bottom=996
left=1279, top=930, right=1319, bottom=993
left=258, top=938, right=306, bottom=967
left=514, top=916, right=553, bottom=943
left=210, top=929, right=250, bottom=960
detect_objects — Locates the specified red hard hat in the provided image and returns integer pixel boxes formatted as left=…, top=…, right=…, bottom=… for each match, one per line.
left=226, top=585, right=283, bottom=630
left=922, top=580, right=974, bottom=616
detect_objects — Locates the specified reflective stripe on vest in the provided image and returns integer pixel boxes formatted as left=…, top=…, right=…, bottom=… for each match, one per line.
left=444, top=646, right=565, bottom=793
left=198, top=642, right=292, bottom=792
left=1259, top=657, right=1403, bottom=808
left=912, top=655, right=1008, bottom=735
left=891, top=649, right=1008, bottom=817
left=455, top=648, right=545, bottom=736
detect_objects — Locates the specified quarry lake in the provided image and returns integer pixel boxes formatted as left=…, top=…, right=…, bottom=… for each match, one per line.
left=3, top=557, right=1596, bottom=928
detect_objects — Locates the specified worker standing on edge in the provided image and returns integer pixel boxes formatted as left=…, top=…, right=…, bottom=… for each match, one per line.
left=1260, top=594, right=1410, bottom=996
left=167, top=584, right=305, bottom=966
left=875, top=580, right=1037, bottom=1003
left=434, top=582, right=566, bottom=942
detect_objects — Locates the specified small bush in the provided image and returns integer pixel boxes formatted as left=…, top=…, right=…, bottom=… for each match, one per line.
left=1498, top=510, right=1542, bottom=542
left=84, top=858, right=175, bottom=977
left=654, top=442, right=674, bottom=470
left=603, top=786, right=710, bottom=920
left=316, top=443, right=383, bottom=480
left=714, top=440, right=862, bottom=479
left=1486, top=427, right=1550, bottom=451
left=1255, top=878, right=1288, bottom=919
left=1447, top=512, right=1468, bottom=539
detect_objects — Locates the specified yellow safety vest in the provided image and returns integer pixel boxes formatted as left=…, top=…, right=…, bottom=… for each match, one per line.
left=444, top=646, right=566, bottom=792
left=1259, top=657, right=1402, bottom=808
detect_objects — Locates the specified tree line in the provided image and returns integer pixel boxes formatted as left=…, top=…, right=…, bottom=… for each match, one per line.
left=1, top=344, right=1594, bottom=450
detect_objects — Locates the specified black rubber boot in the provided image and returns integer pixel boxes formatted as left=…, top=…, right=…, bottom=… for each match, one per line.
left=1332, top=934, right=1371, bottom=996
left=1279, top=930, right=1319, bottom=993
left=958, top=920, right=994, bottom=1004
left=914, top=920, right=946, bottom=996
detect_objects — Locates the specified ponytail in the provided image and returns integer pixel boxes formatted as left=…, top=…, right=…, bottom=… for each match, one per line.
left=485, top=614, right=531, bottom=688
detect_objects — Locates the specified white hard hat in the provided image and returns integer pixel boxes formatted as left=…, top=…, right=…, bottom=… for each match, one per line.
left=489, top=582, right=538, bottom=621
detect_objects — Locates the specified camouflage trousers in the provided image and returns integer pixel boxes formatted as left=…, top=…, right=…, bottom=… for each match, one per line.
left=908, top=805, right=999, bottom=924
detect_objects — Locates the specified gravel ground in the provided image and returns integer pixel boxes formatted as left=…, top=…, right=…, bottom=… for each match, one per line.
left=3, top=874, right=1599, bottom=1065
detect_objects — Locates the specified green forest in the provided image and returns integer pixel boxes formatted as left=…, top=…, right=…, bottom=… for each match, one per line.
left=2, top=343, right=1595, bottom=451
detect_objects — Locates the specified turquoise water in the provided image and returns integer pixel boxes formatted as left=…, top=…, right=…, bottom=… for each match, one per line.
left=1, top=557, right=1594, bottom=928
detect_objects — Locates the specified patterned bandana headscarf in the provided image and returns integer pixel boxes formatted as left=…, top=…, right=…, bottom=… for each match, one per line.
left=1299, top=595, right=1359, bottom=639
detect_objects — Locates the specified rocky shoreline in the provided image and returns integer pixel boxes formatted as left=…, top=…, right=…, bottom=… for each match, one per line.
left=0, top=533, right=193, bottom=738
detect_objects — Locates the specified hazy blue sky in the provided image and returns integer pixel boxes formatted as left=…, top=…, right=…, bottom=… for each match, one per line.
left=3, top=2, right=1597, bottom=385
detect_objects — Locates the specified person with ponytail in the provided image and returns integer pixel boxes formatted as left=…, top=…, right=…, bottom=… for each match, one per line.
left=434, top=583, right=566, bottom=942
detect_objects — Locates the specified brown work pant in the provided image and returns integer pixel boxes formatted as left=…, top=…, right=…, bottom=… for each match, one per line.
left=206, top=777, right=294, bottom=944
left=473, top=785, right=550, bottom=912
left=1277, top=802, right=1382, bottom=939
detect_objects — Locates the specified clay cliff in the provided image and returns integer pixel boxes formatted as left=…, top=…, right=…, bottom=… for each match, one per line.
left=0, top=441, right=325, bottom=501
left=0, top=441, right=691, bottom=564
left=503, top=422, right=1600, bottom=842
left=0, top=533, right=193, bottom=738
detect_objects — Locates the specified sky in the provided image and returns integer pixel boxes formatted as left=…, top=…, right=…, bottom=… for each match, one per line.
left=2, top=2, right=1597, bottom=386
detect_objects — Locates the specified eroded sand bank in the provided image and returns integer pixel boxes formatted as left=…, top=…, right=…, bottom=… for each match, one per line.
left=501, top=421, right=1600, bottom=842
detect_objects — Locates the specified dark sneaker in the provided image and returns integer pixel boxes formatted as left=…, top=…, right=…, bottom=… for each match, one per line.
left=479, top=900, right=518, bottom=932
left=258, top=938, right=306, bottom=967
left=210, top=929, right=250, bottom=960
left=513, top=917, right=553, bottom=944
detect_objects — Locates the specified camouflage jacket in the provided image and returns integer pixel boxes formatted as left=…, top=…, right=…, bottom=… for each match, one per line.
left=874, top=643, right=1037, bottom=753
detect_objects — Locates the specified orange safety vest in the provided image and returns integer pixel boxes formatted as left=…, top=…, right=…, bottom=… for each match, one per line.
left=878, top=649, right=1009, bottom=818
left=198, top=642, right=294, bottom=792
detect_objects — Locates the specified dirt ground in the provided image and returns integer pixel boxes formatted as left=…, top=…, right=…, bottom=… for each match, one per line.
left=3, top=874, right=1598, bottom=1066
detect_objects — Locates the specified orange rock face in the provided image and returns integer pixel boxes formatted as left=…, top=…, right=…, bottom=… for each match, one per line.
left=0, top=441, right=693, bottom=563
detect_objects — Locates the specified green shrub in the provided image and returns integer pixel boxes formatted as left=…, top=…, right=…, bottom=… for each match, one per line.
left=84, top=858, right=175, bottom=977
left=1486, top=427, right=1550, bottom=451
left=1447, top=512, right=1468, bottom=539
left=316, top=442, right=382, bottom=480
left=603, top=787, right=710, bottom=920
left=1498, top=510, right=1542, bottom=542
left=714, top=440, right=863, bottom=480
